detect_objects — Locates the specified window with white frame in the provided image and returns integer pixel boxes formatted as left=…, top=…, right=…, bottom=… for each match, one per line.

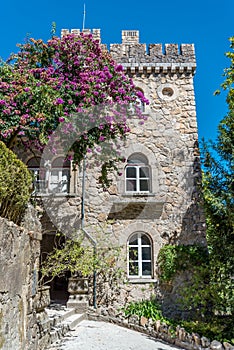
left=125, top=153, right=150, bottom=193
left=49, top=157, right=70, bottom=194
left=27, top=157, right=46, bottom=194
left=128, top=232, right=152, bottom=278
left=27, top=156, right=71, bottom=194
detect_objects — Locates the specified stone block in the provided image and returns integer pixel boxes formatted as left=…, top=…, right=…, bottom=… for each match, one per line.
left=211, top=340, right=224, bottom=350
left=201, top=336, right=211, bottom=347
left=140, top=316, right=148, bottom=327
left=223, top=342, right=234, bottom=350
left=128, top=315, right=139, bottom=325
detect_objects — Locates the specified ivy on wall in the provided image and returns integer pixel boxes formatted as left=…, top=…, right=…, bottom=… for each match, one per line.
left=157, top=244, right=208, bottom=282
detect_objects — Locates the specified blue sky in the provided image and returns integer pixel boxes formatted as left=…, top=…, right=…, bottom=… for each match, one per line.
left=0, top=0, right=233, bottom=142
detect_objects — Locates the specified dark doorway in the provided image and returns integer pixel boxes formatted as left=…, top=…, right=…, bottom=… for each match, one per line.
left=40, top=232, right=69, bottom=305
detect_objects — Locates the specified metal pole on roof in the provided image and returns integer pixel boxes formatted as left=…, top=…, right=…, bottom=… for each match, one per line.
left=82, top=3, right=86, bottom=31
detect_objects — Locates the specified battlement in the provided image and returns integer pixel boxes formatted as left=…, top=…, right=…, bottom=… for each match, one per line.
left=61, top=28, right=101, bottom=43
left=61, top=29, right=196, bottom=74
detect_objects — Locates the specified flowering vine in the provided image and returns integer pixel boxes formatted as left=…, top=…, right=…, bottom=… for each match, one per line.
left=0, top=32, right=149, bottom=168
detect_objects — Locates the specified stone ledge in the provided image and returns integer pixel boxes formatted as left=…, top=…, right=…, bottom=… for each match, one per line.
left=127, top=278, right=157, bottom=284
left=121, top=62, right=196, bottom=74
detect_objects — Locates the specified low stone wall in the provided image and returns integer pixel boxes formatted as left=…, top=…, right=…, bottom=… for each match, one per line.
left=87, top=307, right=234, bottom=350
left=0, top=208, right=51, bottom=350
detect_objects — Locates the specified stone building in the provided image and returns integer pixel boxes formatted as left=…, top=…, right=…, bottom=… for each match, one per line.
left=20, top=29, right=206, bottom=311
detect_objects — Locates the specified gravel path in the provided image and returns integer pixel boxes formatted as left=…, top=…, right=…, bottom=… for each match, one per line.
left=48, top=320, right=184, bottom=350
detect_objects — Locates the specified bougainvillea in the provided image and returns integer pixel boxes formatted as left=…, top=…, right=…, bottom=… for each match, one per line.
left=0, top=33, right=148, bottom=164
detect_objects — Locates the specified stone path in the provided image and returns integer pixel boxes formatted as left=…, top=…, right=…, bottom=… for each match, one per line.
left=48, top=319, right=184, bottom=350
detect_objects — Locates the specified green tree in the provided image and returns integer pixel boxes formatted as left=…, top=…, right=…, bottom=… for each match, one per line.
left=201, top=36, right=234, bottom=315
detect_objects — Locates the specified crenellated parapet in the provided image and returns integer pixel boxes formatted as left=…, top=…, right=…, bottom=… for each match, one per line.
left=61, top=29, right=196, bottom=73
left=61, top=28, right=101, bottom=43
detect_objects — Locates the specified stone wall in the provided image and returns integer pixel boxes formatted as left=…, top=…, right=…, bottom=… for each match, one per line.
left=0, top=207, right=50, bottom=350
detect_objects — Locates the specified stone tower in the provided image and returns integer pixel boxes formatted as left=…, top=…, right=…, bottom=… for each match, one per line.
left=60, top=29, right=206, bottom=311
left=23, top=29, right=206, bottom=313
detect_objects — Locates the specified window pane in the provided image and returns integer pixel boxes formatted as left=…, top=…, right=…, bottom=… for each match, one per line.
left=128, top=153, right=148, bottom=164
left=126, top=167, right=136, bottom=178
left=129, top=234, right=138, bottom=245
left=31, top=169, right=46, bottom=193
left=139, top=167, right=149, bottom=178
left=50, top=170, right=60, bottom=192
left=140, top=179, right=149, bottom=191
left=61, top=169, right=69, bottom=193
left=129, top=247, right=138, bottom=260
left=142, top=247, right=151, bottom=260
left=129, top=262, right=139, bottom=276
left=142, top=262, right=151, bottom=276
left=126, top=180, right=136, bottom=191
left=51, top=170, right=59, bottom=183
left=141, top=235, right=150, bottom=245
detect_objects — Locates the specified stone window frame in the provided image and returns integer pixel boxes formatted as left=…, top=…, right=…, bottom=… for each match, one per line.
left=127, top=231, right=153, bottom=279
left=135, top=87, right=146, bottom=113
left=157, top=83, right=179, bottom=101
left=118, top=223, right=161, bottom=283
left=117, top=143, right=159, bottom=196
left=125, top=153, right=150, bottom=193
left=134, top=83, right=150, bottom=115
left=27, top=155, right=77, bottom=195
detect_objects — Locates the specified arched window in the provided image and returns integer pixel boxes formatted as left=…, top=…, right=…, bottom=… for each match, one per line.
left=135, top=88, right=145, bottom=113
left=27, top=157, right=46, bottom=194
left=128, top=232, right=152, bottom=278
left=125, top=153, right=150, bottom=193
left=49, top=157, right=70, bottom=193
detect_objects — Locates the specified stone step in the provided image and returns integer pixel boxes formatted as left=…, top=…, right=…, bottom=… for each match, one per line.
left=62, top=312, right=86, bottom=330
left=46, top=307, right=75, bottom=327
left=46, top=305, right=86, bottom=347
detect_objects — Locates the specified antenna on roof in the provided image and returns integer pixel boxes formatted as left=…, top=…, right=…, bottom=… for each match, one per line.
left=82, top=3, right=86, bottom=30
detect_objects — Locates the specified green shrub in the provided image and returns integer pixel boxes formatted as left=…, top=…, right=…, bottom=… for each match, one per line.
left=0, top=141, right=32, bottom=224
left=181, top=317, right=234, bottom=344
left=123, top=299, right=234, bottom=344
left=123, top=299, right=170, bottom=324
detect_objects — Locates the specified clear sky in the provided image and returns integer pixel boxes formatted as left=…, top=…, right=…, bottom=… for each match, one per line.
left=0, top=0, right=233, bottom=142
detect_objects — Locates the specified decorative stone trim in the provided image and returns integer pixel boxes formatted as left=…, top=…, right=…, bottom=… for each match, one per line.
left=121, top=63, right=196, bottom=74
left=118, top=221, right=159, bottom=245
left=157, top=83, right=179, bottom=101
